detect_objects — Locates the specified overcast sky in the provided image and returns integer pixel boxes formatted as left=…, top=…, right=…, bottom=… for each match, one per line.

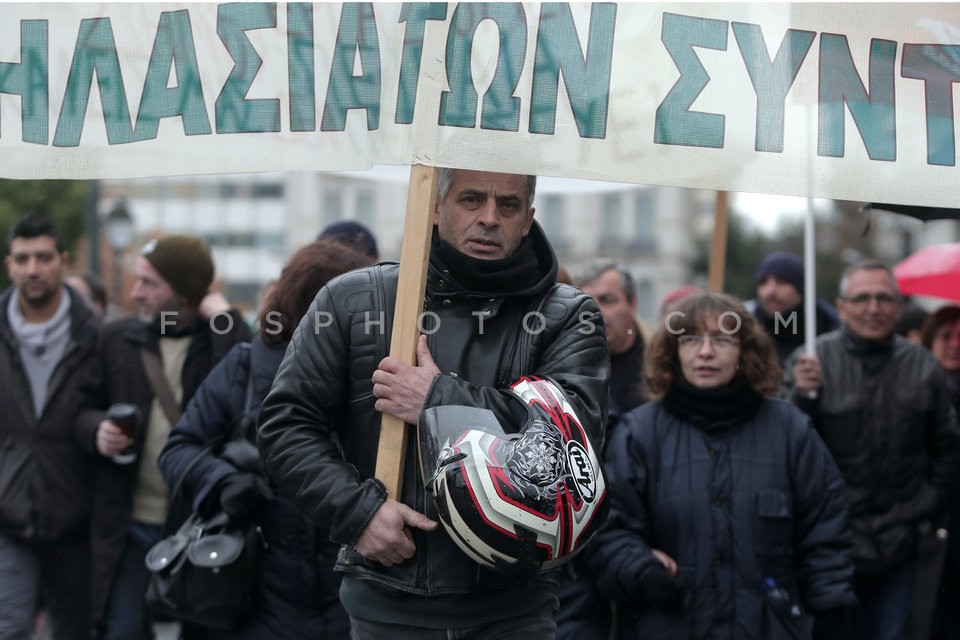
left=340, top=165, right=822, bottom=235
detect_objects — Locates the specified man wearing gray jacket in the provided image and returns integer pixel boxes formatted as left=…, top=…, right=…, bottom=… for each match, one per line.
left=784, top=259, right=960, bottom=640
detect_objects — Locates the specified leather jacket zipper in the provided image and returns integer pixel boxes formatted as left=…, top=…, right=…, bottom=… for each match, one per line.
left=495, top=306, right=521, bottom=387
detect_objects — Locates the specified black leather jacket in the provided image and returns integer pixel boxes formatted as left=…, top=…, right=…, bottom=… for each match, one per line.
left=784, top=328, right=960, bottom=574
left=258, top=229, right=609, bottom=597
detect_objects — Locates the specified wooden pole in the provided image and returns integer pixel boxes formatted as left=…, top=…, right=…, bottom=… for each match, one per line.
left=708, top=191, right=729, bottom=293
left=374, top=164, right=438, bottom=499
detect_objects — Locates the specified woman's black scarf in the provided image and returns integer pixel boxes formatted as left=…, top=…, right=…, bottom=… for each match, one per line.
left=661, top=379, right=763, bottom=431
left=432, top=232, right=543, bottom=296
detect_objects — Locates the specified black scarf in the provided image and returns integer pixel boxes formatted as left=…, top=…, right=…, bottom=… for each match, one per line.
left=661, top=379, right=763, bottom=431
left=610, top=326, right=645, bottom=413
left=432, top=231, right=544, bottom=296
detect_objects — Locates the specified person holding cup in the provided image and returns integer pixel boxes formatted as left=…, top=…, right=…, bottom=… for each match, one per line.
left=79, top=234, right=251, bottom=639
left=105, top=404, right=142, bottom=465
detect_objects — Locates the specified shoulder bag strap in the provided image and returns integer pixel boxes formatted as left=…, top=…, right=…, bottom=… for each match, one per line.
left=141, top=347, right=182, bottom=426
left=231, top=343, right=256, bottom=443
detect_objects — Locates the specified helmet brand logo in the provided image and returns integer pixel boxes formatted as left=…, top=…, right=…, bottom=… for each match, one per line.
left=566, top=441, right=596, bottom=503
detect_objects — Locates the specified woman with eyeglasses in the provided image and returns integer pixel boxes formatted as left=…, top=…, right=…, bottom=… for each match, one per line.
left=583, top=292, right=857, bottom=640
left=920, top=305, right=960, bottom=640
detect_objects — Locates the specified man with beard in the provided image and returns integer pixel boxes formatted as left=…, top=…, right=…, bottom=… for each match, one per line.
left=258, top=168, right=608, bottom=639
left=79, top=234, right=250, bottom=639
left=747, top=251, right=839, bottom=363
left=0, top=214, right=101, bottom=639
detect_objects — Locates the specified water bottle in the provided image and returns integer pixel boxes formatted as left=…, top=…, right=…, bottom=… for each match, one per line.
left=761, top=577, right=804, bottom=640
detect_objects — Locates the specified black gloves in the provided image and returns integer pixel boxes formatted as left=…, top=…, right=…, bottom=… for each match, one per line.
left=812, top=604, right=861, bottom=640
left=203, top=473, right=272, bottom=522
left=637, top=565, right=687, bottom=610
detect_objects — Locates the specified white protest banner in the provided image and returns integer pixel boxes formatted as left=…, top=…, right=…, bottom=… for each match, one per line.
left=0, top=3, right=958, bottom=207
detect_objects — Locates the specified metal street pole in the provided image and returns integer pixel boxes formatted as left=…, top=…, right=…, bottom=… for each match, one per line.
left=86, top=180, right=100, bottom=277
left=104, top=200, right=134, bottom=315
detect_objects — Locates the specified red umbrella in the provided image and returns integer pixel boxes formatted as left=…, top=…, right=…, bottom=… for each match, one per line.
left=893, top=243, right=960, bottom=302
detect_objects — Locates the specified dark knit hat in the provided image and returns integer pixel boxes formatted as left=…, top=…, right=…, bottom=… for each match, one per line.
left=755, top=252, right=804, bottom=294
left=140, top=235, right=214, bottom=305
left=318, top=221, right=379, bottom=260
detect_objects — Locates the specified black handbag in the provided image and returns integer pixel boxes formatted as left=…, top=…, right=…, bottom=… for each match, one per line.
left=144, top=509, right=263, bottom=629
left=145, top=345, right=266, bottom=629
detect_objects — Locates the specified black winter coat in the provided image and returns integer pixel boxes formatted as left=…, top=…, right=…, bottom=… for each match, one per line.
left=585, top=397, right=855, bottom=640
left=0, top=286, right=100, bottom=542
left=784, top=328, right=960, bottom=575
left=258, top=227, right=609, bottom=608
left=78, top=312, right=251, bottom=626
left=157, top=337, right=348, bottom=639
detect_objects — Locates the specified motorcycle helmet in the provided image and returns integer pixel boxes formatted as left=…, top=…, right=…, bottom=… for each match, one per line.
left=418, top=376, right=607, bottom=572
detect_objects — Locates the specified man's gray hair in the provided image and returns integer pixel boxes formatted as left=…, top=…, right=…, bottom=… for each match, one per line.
left=436, top=167, right=537, bottom=208
left=577, top=258, right=636, bottom=301
left=838, top=259, right=899, bottom=298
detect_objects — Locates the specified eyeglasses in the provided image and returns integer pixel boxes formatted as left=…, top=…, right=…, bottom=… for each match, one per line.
left=842, top=292, right=900, bottom=307
left=677, top=334, right=739, bottom=351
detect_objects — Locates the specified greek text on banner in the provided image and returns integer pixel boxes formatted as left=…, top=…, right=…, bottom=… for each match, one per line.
left=0, top=2, right=957, bottom=208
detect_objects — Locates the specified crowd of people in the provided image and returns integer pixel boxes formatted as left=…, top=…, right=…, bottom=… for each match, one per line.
left=1, top=169, right=959, bottom=640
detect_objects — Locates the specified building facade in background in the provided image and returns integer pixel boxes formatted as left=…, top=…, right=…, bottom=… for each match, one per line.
left=99, top=169, right=715, bottom=323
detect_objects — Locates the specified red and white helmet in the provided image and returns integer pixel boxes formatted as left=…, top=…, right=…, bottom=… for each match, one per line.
left=418, top=376, right=607, bottom=572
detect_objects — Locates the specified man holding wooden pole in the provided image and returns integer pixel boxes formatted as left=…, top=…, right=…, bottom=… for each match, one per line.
left=258, top=167, right=608, bottom=638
